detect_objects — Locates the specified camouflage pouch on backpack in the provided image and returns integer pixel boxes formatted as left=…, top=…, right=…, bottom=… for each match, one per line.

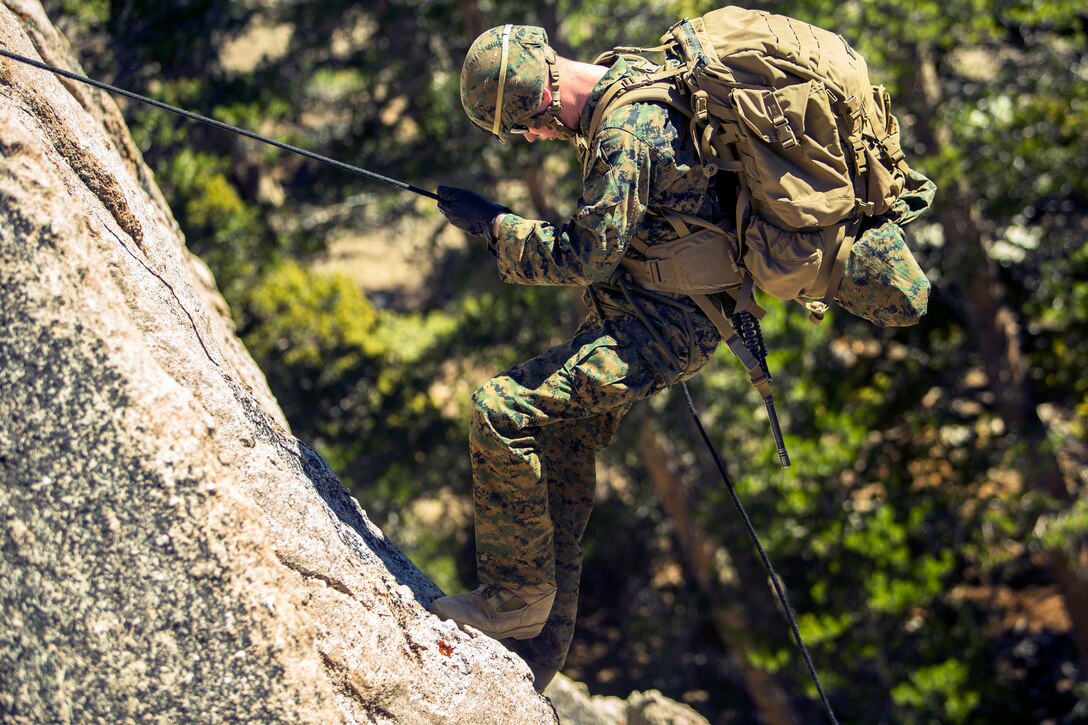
left=835, top=170, right=936, bottom=327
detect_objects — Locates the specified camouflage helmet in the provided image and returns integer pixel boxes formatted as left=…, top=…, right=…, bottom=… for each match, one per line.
left=460, top=24, right=563, bottom=142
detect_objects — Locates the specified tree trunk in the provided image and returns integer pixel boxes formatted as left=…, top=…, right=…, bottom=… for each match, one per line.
left=534, top=0, right=575, bottom=58
left=454, top=0, right=485, bottom=39
left=522, top=163, right=559, bottom=220
left=636, top=411, right=802, bottom=725
left=905, top=41, right=1088, bottom=669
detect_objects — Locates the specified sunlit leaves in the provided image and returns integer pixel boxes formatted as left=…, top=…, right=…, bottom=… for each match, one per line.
left=891, top=659, right=980, bottom=724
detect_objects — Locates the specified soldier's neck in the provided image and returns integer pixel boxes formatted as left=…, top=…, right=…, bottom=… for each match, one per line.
left=554, top=58, right=609, bottom=129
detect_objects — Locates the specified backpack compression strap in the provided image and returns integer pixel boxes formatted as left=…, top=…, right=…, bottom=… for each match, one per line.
left=803, top=217, right=864, bottom=324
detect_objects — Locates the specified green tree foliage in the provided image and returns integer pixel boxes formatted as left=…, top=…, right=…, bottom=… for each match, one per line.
left=46, top=0, right=1087, bottom=721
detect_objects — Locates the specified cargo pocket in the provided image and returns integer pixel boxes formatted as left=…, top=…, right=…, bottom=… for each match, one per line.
left=741, top=215, right=823, bottom=300
left=730, top=81, right=854, bottom=230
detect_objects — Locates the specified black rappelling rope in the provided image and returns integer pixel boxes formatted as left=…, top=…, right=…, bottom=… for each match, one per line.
left=680, top=382, right=838, bottom=725
left=0, top=47, right=439, bottom=201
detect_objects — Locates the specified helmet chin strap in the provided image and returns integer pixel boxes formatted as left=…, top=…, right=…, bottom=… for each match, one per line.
left=534, top=46, right=577, bottom=141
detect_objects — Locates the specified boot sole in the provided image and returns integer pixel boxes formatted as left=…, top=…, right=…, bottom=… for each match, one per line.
left=431, top=607, right=546, bottom=640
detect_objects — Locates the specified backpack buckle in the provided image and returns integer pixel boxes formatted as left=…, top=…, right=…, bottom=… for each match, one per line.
left=691, top=90, right=709, bottom=122
left=646, top=259, right=665, bottom=285
left=764, top=91, right=799, bottom=149
left=852, top=137, right=868, bottom=173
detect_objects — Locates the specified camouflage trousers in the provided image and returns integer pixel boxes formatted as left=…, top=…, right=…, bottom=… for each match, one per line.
left=470, top=285, right=720, bottom=671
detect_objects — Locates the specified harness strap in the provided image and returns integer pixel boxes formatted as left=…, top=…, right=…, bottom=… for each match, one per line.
left=672, top=212, right=727, bottom=235
left=660, top=213, right=689, bottom=238
left=583, top=77, right=688, bottom=176
left=653, top=209, right=735, bottom=240
left=625, top=233, right=652, bottom=256
left=728, top=276, right=764, bottom=319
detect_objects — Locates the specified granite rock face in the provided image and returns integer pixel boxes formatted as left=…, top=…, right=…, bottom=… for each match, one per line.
left=545, top=675, right=711, bottom=725
left=0, top=2, right=556, bottom=722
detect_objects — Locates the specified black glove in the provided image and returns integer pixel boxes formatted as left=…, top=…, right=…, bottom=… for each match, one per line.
left=437, top=185, right=509, bottom=239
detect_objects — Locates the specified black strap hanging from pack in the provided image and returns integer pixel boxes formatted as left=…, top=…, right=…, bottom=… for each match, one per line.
left=688, top=294, right=791, bottom=468
left=733, top=309, right=790, bottom=468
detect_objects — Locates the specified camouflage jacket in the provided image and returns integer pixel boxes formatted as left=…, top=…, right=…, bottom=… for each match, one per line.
left=491, top=58, right=718, bottom=287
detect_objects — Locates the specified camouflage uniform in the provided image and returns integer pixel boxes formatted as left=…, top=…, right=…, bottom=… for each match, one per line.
left=452, top=25, right=933, bottom=678
left=471, top=57, right=722, bottom=672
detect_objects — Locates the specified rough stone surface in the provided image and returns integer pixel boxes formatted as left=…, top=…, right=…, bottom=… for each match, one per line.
left=0, top=2, right=557, bottom=722
left=545, top=675, right=711, bottom=725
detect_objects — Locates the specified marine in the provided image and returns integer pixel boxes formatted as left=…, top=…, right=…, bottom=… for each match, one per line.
left=429, top=16, right=933, bottom=692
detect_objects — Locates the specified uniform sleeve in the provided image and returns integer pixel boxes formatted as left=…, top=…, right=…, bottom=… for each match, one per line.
left=490, top=127, right=651, bottom=286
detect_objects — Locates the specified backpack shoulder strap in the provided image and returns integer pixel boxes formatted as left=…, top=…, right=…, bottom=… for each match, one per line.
left=582, top=73, right=689, bottom=176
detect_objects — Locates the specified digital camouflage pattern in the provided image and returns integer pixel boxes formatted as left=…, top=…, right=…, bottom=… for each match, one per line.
left=467, top=57, right=931, bottom=674
left=837, top=170, right=937, bottom=326
left=474, top=59, right=724, bottom=672
left=473, top=305, right=720, bottom=671
left=491, top=58, right=719, bottom=286
left=461, top=25, right=551, bottom=142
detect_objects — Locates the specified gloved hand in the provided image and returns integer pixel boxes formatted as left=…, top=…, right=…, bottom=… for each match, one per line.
left=437, top=186, right=509, bottom=239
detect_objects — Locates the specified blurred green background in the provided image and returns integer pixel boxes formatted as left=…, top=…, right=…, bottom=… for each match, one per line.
left=44, top=0, right=1087, bottom=722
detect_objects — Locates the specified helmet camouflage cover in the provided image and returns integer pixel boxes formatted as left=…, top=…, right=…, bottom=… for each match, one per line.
left=461, top=24, right=555, bottom=142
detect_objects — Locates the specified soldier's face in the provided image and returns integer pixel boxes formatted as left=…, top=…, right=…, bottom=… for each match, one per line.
left=522, top=125, right=562, bottom=142
left=520, top=83, right=561, bottom=142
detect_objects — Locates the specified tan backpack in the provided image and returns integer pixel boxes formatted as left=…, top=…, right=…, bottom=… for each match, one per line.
left=587, top=5, right=914, bottom=320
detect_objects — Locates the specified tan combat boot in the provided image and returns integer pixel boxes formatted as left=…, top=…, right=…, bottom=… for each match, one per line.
left=429, top=583, right=556, bottom=640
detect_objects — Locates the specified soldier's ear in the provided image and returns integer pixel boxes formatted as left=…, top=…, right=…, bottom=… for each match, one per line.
left=537, top=83, right=553, bottom=113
